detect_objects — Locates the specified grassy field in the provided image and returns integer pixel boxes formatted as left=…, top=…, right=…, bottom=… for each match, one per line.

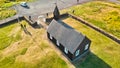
left=0, top=0, right=34, bottom=20
left=66, top=1, right=120, bottom=39
left=63, top=18, right=120, bottom=68
left=0, top=9, right=16, bottom=20
left=0, top=1, right=16, bottom=20
left=0, top=22, right=22, bottom=50
left=0, top=21, right=68, bottom=68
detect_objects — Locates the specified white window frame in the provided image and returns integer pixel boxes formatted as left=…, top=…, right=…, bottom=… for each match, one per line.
left=56, top=40, right=60, bottom=46
left=84, top=44, right=89, bottom=50
left=75, top=49, right=80, bottom=57
left=50, top=34, right=53, bottom=40
left=64, top=47, right=68, bottom=54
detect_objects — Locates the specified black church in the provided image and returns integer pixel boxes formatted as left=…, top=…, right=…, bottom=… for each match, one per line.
left=47, top=19, right=91, bottom=61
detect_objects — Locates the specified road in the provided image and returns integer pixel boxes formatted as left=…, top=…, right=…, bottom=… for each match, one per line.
left=15, top=0, right=91, bottom=18
left=1, top=0, right=120, bottom=24
left=0, top=0, right=91, bottom=24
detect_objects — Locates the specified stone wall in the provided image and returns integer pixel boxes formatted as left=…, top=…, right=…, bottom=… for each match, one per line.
left=0, top=16, right=24, bottom=27
left=68, top=13, right=120, bottom=44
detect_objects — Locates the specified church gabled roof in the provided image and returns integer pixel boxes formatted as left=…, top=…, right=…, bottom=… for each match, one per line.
left=47, top=19, right=88, bottom=54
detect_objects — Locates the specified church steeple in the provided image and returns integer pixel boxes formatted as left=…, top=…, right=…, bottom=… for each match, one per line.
left=53, top=5, right=60, bottom=20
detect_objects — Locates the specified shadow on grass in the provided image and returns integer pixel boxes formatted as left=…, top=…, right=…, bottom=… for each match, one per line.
left=73, top=52, right=111, bottom=68
left=20, top=24, right=32, bottom=36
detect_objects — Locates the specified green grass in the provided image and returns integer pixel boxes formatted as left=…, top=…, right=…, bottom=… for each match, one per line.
left=0, top=2, right=17, bottom=20
left=75, top=53, right=111, bottom=68
left=63, top=18, right=120, bottom=68
left=0, top=0, right=35, bottom=20
left=36, top=53, right=67, bottom=68
left=0, top=9, right=16, bottom=20
left=0, top=21, right=68, bottom=68
left=7, top=53, right=67, bottom=68
left=67, top=1, right=120, bottom=38
left=0, top=56, right=15, bottom=67
left=0, top=2, right=15, bottom=9
left=45, top=53, right=67, bottom=68
left=20, top=48, right=28, bottom=55
left=0, top=21, right=22, bottom=50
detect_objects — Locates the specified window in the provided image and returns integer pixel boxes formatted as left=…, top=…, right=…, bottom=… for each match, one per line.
left=56, top=40, right=60, bottom=46
left=75, top=50, right=80, bottom=57
left=64, top=47, right=68, bottom=54
left=50, top=34, right=53, bottom=40
left=84, top=44, right=89, bottom=50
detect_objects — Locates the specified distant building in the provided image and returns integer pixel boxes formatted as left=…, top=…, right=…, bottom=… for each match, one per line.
left=47, top=19, right=91, bottom=61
